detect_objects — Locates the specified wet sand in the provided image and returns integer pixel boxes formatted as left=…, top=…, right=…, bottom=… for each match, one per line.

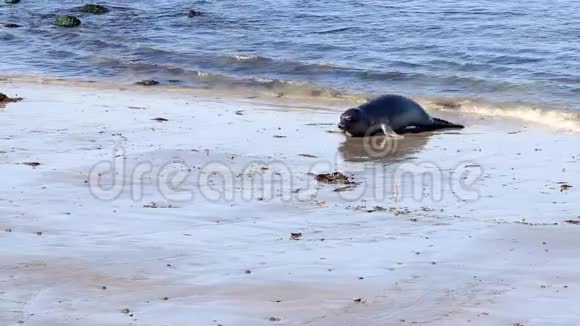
left=1, top=81, right=580, bottom=326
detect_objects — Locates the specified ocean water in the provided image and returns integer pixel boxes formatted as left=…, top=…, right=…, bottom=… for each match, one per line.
left=1, top=0, right=579, bottom=109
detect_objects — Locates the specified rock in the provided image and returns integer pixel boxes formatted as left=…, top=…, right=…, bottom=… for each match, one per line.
left=187, top=10, right=204, bottom=17
left=54, top=16, right=81, bottom=28
left=20, top=162, right=41, bottom=167
left=0, top=23, right=21, bottom=28
left=290, top=232, right=302, bottom=240
left=135, top=80, right=159, bottom=86
left=0, top=93, right=23, bottom=103
left=79, top=4, right=110, bottom=14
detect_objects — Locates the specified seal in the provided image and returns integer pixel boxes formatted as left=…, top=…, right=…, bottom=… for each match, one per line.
left=338, top=95, right=464, bottom=137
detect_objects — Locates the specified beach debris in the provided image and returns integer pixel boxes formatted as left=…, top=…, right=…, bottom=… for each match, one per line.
left=79, top=4, right=110, bottom=14
left=0, top=93, right=23, bottom=104
left=5, top=0, right=20, bottom=4
left=559, top=183, right=573, bottom=192
left=290, top=232, right=302, bottom=240
left=35, top=231, right=43, bottom=236
left=268, top=317, right=281, bottom=322
left=298, top=153, right=317, bottom=158
left=333, top=185, right=353, bottom=192
left=353, top=297, right=367, bottom=303
left=0, top=22, right=21, bottom=28
left=161, top=296, right=169, bottom=301
left=151, top=117, right=169, bottom=122
left=143, top=202, right=176, bottom=208
left=273, top=135, right=286, bottom=138
left=101, top=285, right=107, bottom=290
left=314, top=172, right=355, bottom=185
left=313, top=199, right=327, bottom=206
left=128, top=106, right=146, bottom=110
left=187, top=10, right=204, bottom=17
left=513, top=323, right=524, bottom=326
left=515, top=219, right=559, bottom=226
left=135, top=80, right=159, bottom=86
left=346, top=205, right=411, bottom=215
left=4, top=228, right=12, bottom=232
left=564, top=220, right=580, bottom=225
left=244, top=269, right=252, bottom=274
left=120, top=308, right=130, bottom=314
left=235, top=110, right=244, bottom=115
left=54, top=16, right=81, bottom=28
left=20, top=162, right=41, bottom=167
left=305, top=123, right=334, bottom=126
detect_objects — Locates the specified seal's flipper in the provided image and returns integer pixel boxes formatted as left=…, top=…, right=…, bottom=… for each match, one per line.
left=431, top=118, right=464, bottom=130
left=381, top=123, right=404, bottom=139
left=395, top=118, right=464, bottom=134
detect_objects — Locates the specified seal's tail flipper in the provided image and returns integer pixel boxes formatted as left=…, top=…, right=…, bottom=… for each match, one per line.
left=396, top=118, right=464, bottom=134
left=431, top=117, right=464, bottom=130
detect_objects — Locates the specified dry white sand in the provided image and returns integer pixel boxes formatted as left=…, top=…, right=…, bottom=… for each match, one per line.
left=1, top=81, right=580, bottom=326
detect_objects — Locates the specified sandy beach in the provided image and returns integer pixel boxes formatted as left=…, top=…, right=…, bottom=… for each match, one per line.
left=1, top=80, right=580, bottom=326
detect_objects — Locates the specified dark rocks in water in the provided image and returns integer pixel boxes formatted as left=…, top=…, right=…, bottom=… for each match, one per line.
left=54, top=16, right=81, bottom=28
left=187, top=10, right=204, bottom=17
left=79, top=4, right=110, bottom=14
left=0, top=23, right=21, bottom=28
left=135, top=80, right=160, bottom=86
left=5, top=0, right=20, bottom=4
left=0, top=93, right=23, bottom=104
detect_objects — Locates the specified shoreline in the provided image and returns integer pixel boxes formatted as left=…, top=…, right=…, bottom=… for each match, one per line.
left=1, top=81, right=580, bottom=325
left=2, top=73, right=580, bottom=131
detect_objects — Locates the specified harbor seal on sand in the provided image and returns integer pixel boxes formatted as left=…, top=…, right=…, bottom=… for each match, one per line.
left=338, top=95, right=464, bottom=137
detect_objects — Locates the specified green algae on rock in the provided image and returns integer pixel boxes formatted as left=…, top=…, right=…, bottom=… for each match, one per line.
left=79, top=4, right=110, bottom=14
left=54, top=16, right=81, bottom=28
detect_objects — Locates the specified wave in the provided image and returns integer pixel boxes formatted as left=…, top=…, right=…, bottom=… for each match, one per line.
left=3, top=70, right=580, bottom=134
left=425, top=98, right=580, bottom=132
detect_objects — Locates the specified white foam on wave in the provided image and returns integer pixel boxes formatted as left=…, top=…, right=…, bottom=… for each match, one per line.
left=434, top=100, right=580, bottom=132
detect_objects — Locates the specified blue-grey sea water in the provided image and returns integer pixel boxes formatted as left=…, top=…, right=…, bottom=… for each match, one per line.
left=1, top=0, right=579, bottom=108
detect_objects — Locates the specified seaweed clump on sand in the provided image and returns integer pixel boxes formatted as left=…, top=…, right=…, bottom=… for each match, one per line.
left=314, top=172, right=356, bottom=185
left=0, top=93, right=23, bottom=105
left=79, top=4, right=110, bottom=14
left=54, top=16, right=81, bottom=28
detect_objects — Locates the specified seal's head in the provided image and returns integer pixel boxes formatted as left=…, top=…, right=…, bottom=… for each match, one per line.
left=338, top=108, right=369, bottom=137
